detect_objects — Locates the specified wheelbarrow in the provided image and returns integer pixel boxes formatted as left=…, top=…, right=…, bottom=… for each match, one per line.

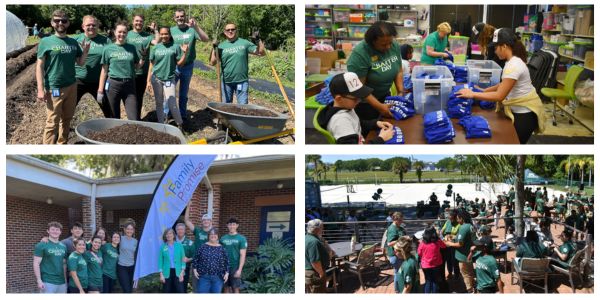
left=203, top=102, right=294, bottom=144
left=75, top=118, right=187, bottom=144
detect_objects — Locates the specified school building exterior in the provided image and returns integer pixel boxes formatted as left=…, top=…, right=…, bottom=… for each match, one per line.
left=6, top=155, right=295, bottom=293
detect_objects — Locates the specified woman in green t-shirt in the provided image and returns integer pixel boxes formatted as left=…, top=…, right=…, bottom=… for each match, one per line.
left=421, top=22, right=452, bottom=65
left=98, top=21, right=147, bottom=120
left=68, top=238, right=89, bottom=293
left=347, top=21, right=404, bottom=120
left=147, top=26, right=189, bottom=129
left=100, top=232, right=120, bottom=293
left=84, top=236, right=103, bottom=293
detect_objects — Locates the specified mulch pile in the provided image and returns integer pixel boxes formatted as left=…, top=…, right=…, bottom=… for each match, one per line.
left=86, top=124, right=181, bottom=144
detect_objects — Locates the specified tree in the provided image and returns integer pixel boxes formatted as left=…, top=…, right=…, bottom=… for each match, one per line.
left=413, top=160, right=425, bottom=183
left=333, top=160, right=342, bottom=182
left=586, top=157, right=594, bottom=187
left=306, top=155, right=321, bottom=182
left=392, top=158, right=411, bottom=183
left=436, top=157, right=457, bottom=174
left=32, top=155, right=174, bottom=178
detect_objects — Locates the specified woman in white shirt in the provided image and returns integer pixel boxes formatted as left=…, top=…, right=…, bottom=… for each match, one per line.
left=456, top=28, right=545, bottom=144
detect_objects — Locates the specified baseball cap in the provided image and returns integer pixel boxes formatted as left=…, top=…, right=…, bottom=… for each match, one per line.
left=478, top=225, right=491, bottom=234
left=491, top=28, right=516, bottom=47
left=329, top=72, right=373, bottom=99
left=473, top=236, right=493, bottom=251
left=472, top=22, right=485, bottom=40
left=202, top=214, right=212, bottom=220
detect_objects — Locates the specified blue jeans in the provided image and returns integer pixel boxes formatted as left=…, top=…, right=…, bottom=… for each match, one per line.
left=196, top=274, right=223, bottom=293
left=174, top=62, right=194, bottom=119
left=422, top=267, right=442, bottom=293
left=388, top=255, right=402, bottom=293
left=222, top=81, right=249, bottom=104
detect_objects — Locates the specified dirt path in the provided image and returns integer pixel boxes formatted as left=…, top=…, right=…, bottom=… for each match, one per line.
left=6, top=47, right=295, bottom=144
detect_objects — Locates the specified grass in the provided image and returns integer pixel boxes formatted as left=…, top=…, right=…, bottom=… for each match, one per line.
left=313, top=170, right=471, bottom=184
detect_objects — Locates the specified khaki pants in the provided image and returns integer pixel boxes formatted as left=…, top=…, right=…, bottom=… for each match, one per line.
left=305, top=269, right=326, bottom=293
left=459, top=261, right=475, bottom=292
left=43, top=83, right=77, bottom=144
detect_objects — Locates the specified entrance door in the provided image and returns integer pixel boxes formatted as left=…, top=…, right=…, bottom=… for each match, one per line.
left=259, top=205, right=295, bottom=245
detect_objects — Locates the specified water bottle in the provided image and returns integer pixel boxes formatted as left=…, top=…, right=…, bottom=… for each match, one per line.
left=350, top=235, right=356, bottom=251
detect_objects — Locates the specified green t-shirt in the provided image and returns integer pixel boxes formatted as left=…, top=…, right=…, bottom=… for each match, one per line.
left=396, top=256, right=420, bottom=293
left=305, top=233, right=330, bottom=270
left=75, top=33, right=111, bottom=82
left=421, top=31, right=448, bottom=65
left=516, top=241, right=546, bottom=258
left=524, top=206, right=532, bottom=216
left=193, top=227, right=209, bottom=254
left=100, top=243, right=119, bottom=279
left=126, top=30, right=153, bottom=76
left=455, top=223, right=476, bottom=262
left=34, top=240, right=67, bottom=285
left=558, top=241, right=576, bottom=265
left=68, top=252, right=88, bottom=289
left=475, top=254, right=499, bottom=291
left=171, top=25, right=201, bottom=65
left=536, top=198, right=545, bottom=213
left=218, top=38, right=257, bottom=83
left=83, top=250, right=103, bottom=288
left=178, top=236, right=195, bottom=259
left=508, top=190, right=516, bottom=201
left=385, top=223, right=406, bottom=256
left=101, top=43, right=139, bottom=80
left=150, top=42, right=183, bottom=81
left=220, top=233, right=248, bottom=270
left=37, top=35, right=83, bottom=89
left=347, top=40, right=402, bottom=101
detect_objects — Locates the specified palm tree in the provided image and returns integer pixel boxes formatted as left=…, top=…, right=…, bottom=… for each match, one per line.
left=334, top=160, right=343, bottom=183
left=576, top=158, right=587, bottom=184
left=586, top=157, right=594, bottom=187
left=392, top=158, right=410, bottom=183
left=306, top=155, right=322, bottom=182
left=414, top=160, right=425, bottom=183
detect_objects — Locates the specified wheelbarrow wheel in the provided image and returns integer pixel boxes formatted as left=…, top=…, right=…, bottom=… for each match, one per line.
left=206, top=130, right=230, bottom=144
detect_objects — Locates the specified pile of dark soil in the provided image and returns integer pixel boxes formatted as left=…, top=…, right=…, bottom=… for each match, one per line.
left=218, top=105, right=279, bottom=117
left=87, top=124, right=181, bottom=144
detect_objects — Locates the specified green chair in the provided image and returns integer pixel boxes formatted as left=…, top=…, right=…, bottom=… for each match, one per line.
left=541, top=65, right=584, bottom=126
left=312, top=105, right=336, bottom=144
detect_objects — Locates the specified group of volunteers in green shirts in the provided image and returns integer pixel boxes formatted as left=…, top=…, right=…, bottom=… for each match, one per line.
left=34, top=204, right=248, bottom=294
left=36, top=8, right=264, bottom=144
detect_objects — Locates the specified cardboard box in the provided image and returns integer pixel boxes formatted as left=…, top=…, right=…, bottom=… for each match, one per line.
left=584, top=51, right=594, bottom=70
left=575, top=8, right=592, bottom=36
left=306, top=50, right=339, bottom=71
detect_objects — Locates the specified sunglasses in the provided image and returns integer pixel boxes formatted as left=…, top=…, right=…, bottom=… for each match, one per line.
left=52, top=18, right=68, bottom=24
left=225, top=28, right=237, bottom=32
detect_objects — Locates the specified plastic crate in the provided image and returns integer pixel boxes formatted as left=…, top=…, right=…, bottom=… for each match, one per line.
left=448, top=36, right=469, bottom=65
left=466, top=60, right=502, bottom=89
left=348, top=24, right=370, bottom=38
left=333, top=8, right=350, bottom=22
left=543, top=41, right=565, bottom=53
left=411, top=66, right=454, bottom=114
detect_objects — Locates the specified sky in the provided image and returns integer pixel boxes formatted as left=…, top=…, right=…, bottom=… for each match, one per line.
left=319, top=155, right=452, bottom=163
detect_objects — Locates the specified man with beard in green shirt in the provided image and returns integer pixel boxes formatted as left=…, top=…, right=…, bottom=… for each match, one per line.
left=36, top=9, right=90, bottom=144
left=74, top=15, right=112, bottom=117
left=33, top=222, right=68, bottom=293
left=210, top=22, right=265, bottom=104
left=126, top=14, right=159, bottom=119
left=170, top=8, right=209, bottom=124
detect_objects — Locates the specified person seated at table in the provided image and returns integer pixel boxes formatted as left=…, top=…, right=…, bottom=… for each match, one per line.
left=455, top=28, right=546, bottom=144
left=417, top=226, right=446, bottom=293
left=317, top=72, right=394, bottom=144
left=504, top=226, right=516, bottom=245
left=514, top=230, right=548, bottom=267
left=550, top=230, right=576, bottom=268
left=347, top=21, right=404, bottom=120
left=472, top=237, right=504, bottom=293
left=400, top=44, right=413, bottom=76
left=394, top=236, right=420, bottom=293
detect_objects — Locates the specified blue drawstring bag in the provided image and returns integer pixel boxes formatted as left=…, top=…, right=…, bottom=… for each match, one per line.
left=403, top=74, right=412, bottom=90
left=384, top=126, right=405, bottom=144
left=315, top=76, right=335, bottom=105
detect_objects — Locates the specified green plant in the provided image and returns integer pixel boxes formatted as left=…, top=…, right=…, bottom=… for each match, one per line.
left=135, top=273, right=162, bottom=293
left=242, top=238, right=294, bottom=293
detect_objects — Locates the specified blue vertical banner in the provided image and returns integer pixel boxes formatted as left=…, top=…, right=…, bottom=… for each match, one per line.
left=134, top=155, right=217, bottom=282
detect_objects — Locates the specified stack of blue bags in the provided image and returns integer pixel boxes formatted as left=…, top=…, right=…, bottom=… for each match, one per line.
left=447, top=84, right=473, bottom=118
left=479, top=100, right=496, bottom=110
left=415, top=73, right=444, bottom=80
left=403, top=73, right=412, bottom=91
left=384, top=95, right=415, bottom=120
left=435, top=58, right=455, bottom=74
left=458, top=115, right=492, bottom=138
left=384, top=126, right=405, bottom=144
left=315, top=76, right=334, bottom=105
left=423, top=110, right=455, bottom=144
left=454, top=65, right=468, bottom=83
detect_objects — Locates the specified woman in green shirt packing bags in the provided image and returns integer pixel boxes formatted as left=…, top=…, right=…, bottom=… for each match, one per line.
left=98, top=21, right=147, bottom=120
left=421, top=22, right=452, bottom=65
left=347, top=21, right=404, bottom=120
left=147, top=26, right=189, bottom=130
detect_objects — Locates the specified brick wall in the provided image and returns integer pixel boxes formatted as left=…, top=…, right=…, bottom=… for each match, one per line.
left=102, top=209, right=148, bottom=238
left=81, top=197, right=103, bottom=238
left=219, top=188, right=294, bottom=253
left=6, top=196, right=70, bottom=293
